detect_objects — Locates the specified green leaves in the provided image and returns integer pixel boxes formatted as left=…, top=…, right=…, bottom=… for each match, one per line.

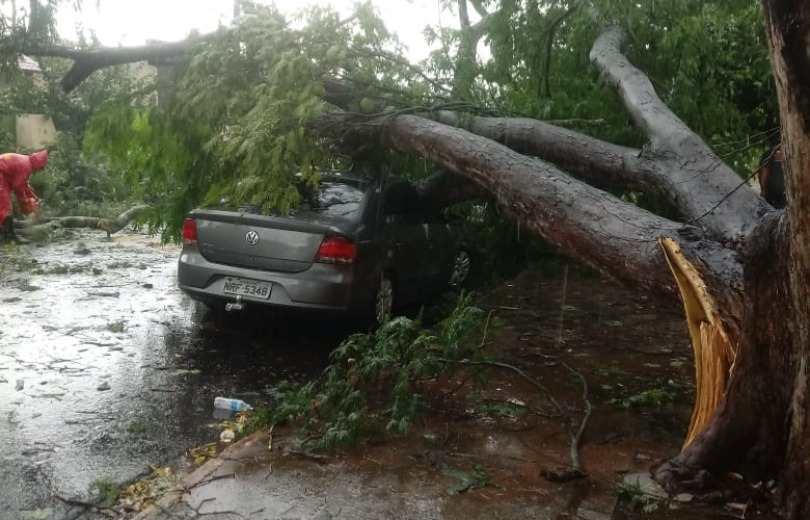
left=84, top=2, right=431, bottom=240
left=251, top=295, right=487, bottom=452
left=426, top=0, right=773, bottom=176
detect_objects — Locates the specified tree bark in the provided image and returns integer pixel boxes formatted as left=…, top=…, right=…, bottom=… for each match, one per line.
left=25, top=37, right=212, bottom=92
left=760, top=2, right=810, bottom=517
left=15, top=205, right=148, bottom=237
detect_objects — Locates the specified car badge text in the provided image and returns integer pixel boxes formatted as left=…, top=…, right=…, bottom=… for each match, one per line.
left=245, top=231, right=260, bottom=245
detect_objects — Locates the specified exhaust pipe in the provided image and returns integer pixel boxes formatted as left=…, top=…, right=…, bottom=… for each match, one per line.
left=225, top=296, right=246, bottom=312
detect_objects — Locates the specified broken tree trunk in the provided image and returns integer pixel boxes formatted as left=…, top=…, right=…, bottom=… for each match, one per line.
left=314, top=21, right=807, bottom=516
left=15, top=205, right=148, bottom=238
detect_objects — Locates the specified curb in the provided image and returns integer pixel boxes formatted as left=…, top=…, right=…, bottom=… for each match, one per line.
left=131, top=429, right=269, bottom=520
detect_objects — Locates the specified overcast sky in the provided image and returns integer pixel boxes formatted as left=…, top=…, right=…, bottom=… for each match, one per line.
left=57, top=0, right=446, bottom=61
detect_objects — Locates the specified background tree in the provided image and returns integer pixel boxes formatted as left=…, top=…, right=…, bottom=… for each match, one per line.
left=0, top=2, right=145, bottom=219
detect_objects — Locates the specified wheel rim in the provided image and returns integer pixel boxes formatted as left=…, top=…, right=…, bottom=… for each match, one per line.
left=375, top=275, right=393, bottom=324
left=449, top=250, right=471, bottom=287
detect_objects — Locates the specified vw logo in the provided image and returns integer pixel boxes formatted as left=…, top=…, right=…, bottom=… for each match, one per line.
left=245, top=231, right=260, bottom=245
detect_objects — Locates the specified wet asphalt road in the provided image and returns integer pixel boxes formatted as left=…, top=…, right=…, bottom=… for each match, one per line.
left=0, top=231, right=337, bottom=520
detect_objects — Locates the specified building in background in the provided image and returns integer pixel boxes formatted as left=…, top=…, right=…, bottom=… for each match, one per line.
left=14, top=55, right=57, bottom=150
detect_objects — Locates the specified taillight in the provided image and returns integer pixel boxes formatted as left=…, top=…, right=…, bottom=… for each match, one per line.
left=315, top=236, right=356, bottom=264
left=182, top=218, right=198, bottom=245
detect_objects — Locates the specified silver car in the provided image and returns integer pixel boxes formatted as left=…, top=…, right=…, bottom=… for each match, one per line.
left=177, top=173, right=470, bottom=327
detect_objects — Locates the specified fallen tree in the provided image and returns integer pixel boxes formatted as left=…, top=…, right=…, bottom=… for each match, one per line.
left=23, top=1, right=810, bottom=517
left=315, top=10, right=808, bottom=514
left=14, top=205, right=148, bottom=238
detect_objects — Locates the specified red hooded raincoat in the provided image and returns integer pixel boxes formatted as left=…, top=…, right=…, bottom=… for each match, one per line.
left=0, top=150, right=48, bottom=223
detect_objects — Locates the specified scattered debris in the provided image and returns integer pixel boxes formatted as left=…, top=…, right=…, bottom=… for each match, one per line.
left=220, top=429, right=235, bottom=443
left=620, top=472, right=669, bottom=501
left=119, top=465, right=179, bottom=513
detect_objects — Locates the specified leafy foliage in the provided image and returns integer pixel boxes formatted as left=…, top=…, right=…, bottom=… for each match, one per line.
left=248, top=294, right=487, bottom=452
left=607, top=384, right=678, bottom=410
left=81, top=0, right=777, bottom=243
left=425, top=1, right=775, bottom=174
left=0, top=31, right=146, bottom=217
left=88, top=476, right=120, bottom=507
left=85, top=2, right=435, bottom=240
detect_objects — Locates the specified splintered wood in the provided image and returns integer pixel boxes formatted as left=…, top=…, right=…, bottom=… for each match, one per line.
left=660, top=237, right=736, bottom=450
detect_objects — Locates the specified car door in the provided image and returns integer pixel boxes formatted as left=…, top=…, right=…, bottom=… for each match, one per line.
left=422, top=211, right=455, bottom=289
left=378, top=179, right=432, bottom=303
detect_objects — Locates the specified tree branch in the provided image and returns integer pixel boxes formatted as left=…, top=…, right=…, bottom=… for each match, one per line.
left=16, top=205, right=148, bottom=237
left=507, top=26, right=766, bottom=243
left=466, top=0, right=489, bottom=19
left=432, top=110, right=652, bottom=193
left=541, top=4, right=580, bottom=99
left=25, top=35, right=216, bottom=92
left=430, top=110, right=764, bottom=244
left=370, top=113, right=742, bottom=300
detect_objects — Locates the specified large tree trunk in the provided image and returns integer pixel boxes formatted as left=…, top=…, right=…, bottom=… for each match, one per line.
left=760, top=1, right=810, bottom=516
left=652, top=4, right=810, bottom=518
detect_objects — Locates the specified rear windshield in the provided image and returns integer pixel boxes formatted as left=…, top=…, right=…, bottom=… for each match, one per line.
left=300, top=180, right=368, bottom=218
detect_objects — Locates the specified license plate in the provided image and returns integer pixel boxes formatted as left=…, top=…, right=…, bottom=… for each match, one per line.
left=222, top=277, right=272, bottom=299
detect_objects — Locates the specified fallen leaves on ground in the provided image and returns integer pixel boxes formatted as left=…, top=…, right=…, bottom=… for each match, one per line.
left=119, top=465, right=179, bottom=512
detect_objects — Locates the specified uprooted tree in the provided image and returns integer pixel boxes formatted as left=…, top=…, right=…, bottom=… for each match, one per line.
left=14, top=0, right=810, bottom=516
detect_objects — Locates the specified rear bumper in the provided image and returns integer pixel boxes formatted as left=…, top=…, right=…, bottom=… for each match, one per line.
left=177, top=246, right=357, bottom=313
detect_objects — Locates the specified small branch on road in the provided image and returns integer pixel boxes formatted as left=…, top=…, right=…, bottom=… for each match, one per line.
left=478, top=310, right=494, bottom=349
left=191, top=473, right=235, bottom=489
left=442, top=358, right=592, bottom=481
left=54, top=493, right=119, bottom=517
left=16, top=205, right=149, bottom=238
left=177, top=496, right=252, bottom=520
left=153, top=502, right=189, bottom=519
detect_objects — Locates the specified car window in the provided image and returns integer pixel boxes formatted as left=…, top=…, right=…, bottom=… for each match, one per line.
left=382, top=179, right=421, bottom=217
left=301, top=181, right=368, bottom=218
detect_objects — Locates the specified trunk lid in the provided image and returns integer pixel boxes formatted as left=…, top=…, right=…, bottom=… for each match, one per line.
left=192, top=209, right=352, bottom=273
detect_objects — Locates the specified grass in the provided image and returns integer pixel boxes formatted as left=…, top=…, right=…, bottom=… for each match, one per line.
left=607, top=385, right=677, bottom=410
left=89, top=476, right=120, bottom=506
left=31, top=264, right=86, bottom=275
left=105, top=320, right=126, bottom=334
left=613, top=480, right=662, bottom=513
left=477, top=399, right=526, bottom=419
left=127, top=421, right=148, bottom=435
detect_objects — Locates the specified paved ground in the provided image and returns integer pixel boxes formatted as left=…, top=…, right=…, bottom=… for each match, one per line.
left=133, top=429, right=605, bottom=520
left=0, top=232, right=334, bottom=520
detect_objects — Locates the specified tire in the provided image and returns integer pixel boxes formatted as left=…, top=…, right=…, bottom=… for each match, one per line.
left=448, top=249, right=471, bottom=288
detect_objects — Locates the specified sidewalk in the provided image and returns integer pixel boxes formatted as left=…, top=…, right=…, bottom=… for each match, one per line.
left=131, top=427, right=613, bottom=520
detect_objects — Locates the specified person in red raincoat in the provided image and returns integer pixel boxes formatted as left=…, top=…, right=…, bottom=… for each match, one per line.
left=0, top=150, right=49, bottom=244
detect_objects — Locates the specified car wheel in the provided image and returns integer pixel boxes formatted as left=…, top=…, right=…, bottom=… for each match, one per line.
left=449, top=249, right=471, bottom=288
left=374, top=272, right=394, bottom=325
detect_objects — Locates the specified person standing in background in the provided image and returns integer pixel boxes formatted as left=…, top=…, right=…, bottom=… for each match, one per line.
left=756, top=134, right=786, bottom=209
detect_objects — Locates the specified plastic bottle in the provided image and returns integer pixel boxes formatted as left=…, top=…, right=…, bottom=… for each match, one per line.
left=214, top=397, right=253, bottom=412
